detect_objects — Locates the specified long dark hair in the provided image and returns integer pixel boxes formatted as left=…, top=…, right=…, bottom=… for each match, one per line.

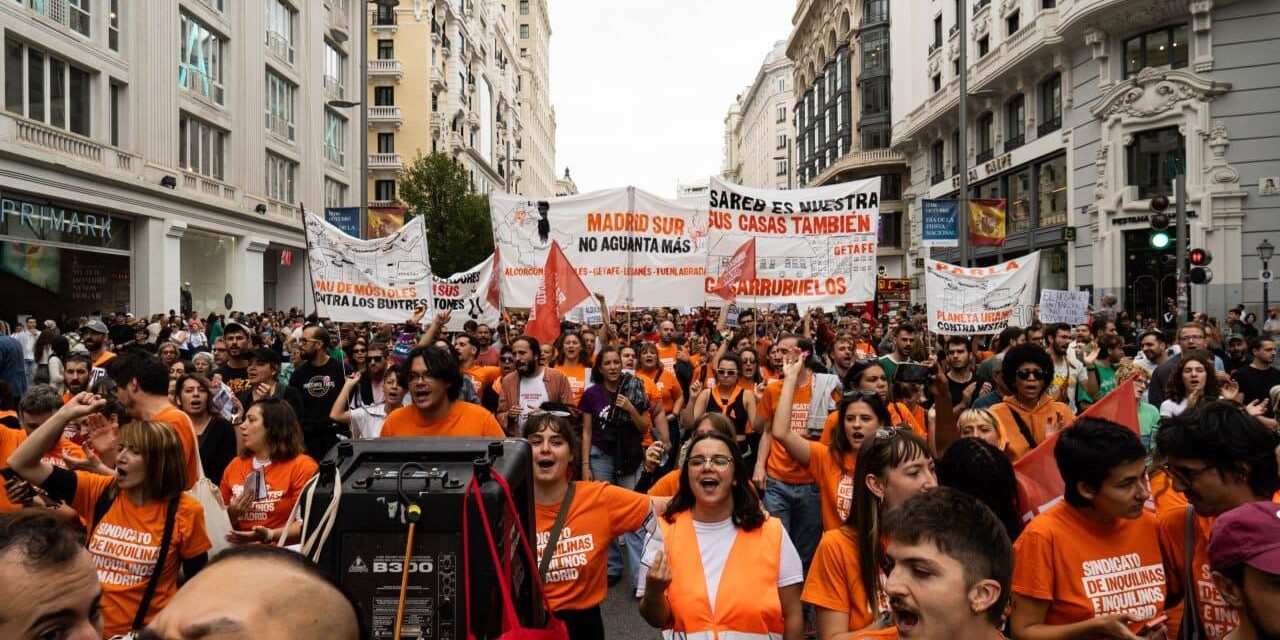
left=1165, top=349, right=1219, bottom=404
left=664, top=431, right=764, bottom=531
left=828, top=393, right=891, bottom=473
left=847, top=427, right=933, bottom=618
left=937, top=437, right=1023, bottom=541
left=553, top=330, right=593, bottom=368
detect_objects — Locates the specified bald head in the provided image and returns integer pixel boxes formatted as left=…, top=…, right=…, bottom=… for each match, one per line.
left=142, top=547, right=359, bottom=640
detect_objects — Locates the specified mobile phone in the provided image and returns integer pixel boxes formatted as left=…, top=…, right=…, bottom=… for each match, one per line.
left=1138, top=614, right=1168, bottom=636
left=895, top=363, right=934, bottom=384
left=88, top=366, right=107, bottom=392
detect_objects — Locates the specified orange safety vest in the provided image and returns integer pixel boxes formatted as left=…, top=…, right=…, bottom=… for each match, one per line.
left=659, top=511, right=786, bottom=640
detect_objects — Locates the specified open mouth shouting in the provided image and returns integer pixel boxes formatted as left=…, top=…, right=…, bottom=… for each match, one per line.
left=889, top=598, right=922, bottom=637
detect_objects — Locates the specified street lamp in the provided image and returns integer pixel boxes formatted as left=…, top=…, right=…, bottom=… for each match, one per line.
left=1260, top=238, right=1275, bottom=318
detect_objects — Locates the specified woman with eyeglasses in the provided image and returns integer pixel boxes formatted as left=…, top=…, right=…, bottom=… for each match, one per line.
left=524, top=408, right=666, bottom=640
left=801, top=427, right=937, bottom=637
left=770, top=356, right=891, bottom=531
left=638, top=412, right=739, bottom=497
left=686, top=353, right=758, bottom=465
left=639, top=430, right=804, bottom=640
left=988, top=343, right=1075, bottom=461
left=1114, top=363, right=1161, bottom=451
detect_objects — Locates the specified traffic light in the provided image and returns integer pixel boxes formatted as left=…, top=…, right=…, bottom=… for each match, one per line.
left=1149, top=195, right=1172, bottom=249
left=1189, top=248, right=1213, bottom=284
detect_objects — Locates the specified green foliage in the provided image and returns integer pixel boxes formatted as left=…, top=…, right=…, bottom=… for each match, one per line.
left=397, top=152, right=494, bottom=276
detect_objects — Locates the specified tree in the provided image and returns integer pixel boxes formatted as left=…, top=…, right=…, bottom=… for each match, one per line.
left=397, top=152, right=495, bottom=277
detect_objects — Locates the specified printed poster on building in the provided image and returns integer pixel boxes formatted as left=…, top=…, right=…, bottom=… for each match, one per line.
left=431, top=257, right=500, bottom=332
left=925, top=253, right=1040, bottom=335
left=304, top=212, right=432, bottom=322
left=489, top=189, right=710, bottom=308
left=921, top=199, right=959, bottom=247
left=706, top=177, right=879, bottom=308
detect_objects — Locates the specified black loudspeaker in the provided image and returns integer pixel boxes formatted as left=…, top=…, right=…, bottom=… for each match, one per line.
left=303, top=437, right=541, bottom=640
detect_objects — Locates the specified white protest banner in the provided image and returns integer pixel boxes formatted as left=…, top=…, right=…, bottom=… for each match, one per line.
left=1038, top=289, right=1090, bottom=325
left=304, top=212, right=431, bottom=322
left=925, top=253, right=1040, bottom=335
left=431, top=257, right=500, bottom=332
left=707, top=177, right=879, bottom=309
left=490, top=188, right=709, bottom=308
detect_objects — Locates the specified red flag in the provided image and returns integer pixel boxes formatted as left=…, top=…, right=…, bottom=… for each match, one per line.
left=485, top=248, right=502, bottom=309
left=1012, top=378, right=1140, bottom=521
left=525, top=241, right=591, bottom=343
left=713, top=238, right=757, bottom=302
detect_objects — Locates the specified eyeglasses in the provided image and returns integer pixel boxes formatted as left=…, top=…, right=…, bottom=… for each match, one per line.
left=353, top=349, right=366, bottom=354
left=528, top=408, right=572, bottom=418
left=406, top=372, right=437, bottom=384
left=688, top=455, right=733, bottom=469
left=1162, top=463, right=1213, bottom=486
left=715, top=369, right=739, bottom=377
left=1015, top=369, right=1050, bottom=381
left=499, top=357, right=514, bottom=363
left=367, top=356, right=385, bottom=363
left=842, top=388, right=881, bottom=401
left=874, top=425, right=912, bottom=440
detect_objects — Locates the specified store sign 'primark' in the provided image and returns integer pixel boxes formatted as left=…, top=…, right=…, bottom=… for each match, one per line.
left=1, top=198, right=113, bottom=240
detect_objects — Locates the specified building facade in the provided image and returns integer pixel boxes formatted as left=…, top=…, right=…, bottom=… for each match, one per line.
left=892, top=0, right=1280, bottom=319
left=1, top=0, right=363, bottom=321
left=365, top=0, right=526, bottom=205
left=554, top=167, right=578, bottom=196
left=787, top=0, right=910, bottom=277
left=515, top=0, right=555, bottom=197
left=720, top=40, right=794, bottom=190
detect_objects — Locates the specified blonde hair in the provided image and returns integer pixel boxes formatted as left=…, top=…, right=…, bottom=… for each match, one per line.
left=1115, top=362, right=1150, bottom=385
left=957, top=408, right=1007, bottom=451
left=119, top=420, right=189, bottom=502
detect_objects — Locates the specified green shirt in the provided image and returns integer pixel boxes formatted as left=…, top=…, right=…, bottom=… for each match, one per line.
left=1077, top=363, right=1116, bottom=406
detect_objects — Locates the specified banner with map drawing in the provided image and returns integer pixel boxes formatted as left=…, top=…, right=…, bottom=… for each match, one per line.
left=489, top=189, right=710, bottom=307
left=706, top=177, right=880, bottom=309
left=304, top=212, right=432, bottom=322
left=431, top=257, right=500, bottom=331
left=925, top=253, right=1040, bottom=335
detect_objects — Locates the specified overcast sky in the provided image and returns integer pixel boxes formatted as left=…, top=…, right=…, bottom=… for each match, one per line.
left=548, top=1, right=794, bottom=198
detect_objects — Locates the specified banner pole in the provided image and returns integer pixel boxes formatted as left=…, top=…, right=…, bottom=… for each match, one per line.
left=300, top=202, right=322, bottom=321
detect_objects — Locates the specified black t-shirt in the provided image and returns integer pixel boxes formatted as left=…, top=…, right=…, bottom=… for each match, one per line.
left=287, top=357, right=347, bottom=433
left=1232, top=365, right=1280, bottom=416
left=947, top=373, right=976, bottom=407
left=197, top=416, right=239, bottom=484
left=216, top=363, right=251, bottom=395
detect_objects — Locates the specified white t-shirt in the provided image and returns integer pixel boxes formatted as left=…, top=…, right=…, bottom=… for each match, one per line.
left=1160, top=398, right=1189, bottom=418
left=517, top=372, right=549, bottom=430
left=636, top=516, right=803, bottom=607
left=349, top=403, right=389, bottom=439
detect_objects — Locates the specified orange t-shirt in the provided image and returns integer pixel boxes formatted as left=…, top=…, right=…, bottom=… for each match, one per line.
left=806, top=442, right=857, bottom=530
left=463, top=365, right=502, bottom=402
left=71, top=472, right=212, bottom=637
left=657, top=342, right=681, bottom=369
left=553, top=363, right=591, bottom=405
left=0, top=427, right=27, bottom=513
left=41, top=436, right=82, bottom=469
left=380, top=401, right=505, bottom=438
left=803, top=527, right=881, bottom=631
left=1012, top=502, right=1167, bottom=633
left=849, top=629, right=899, bottom=639
left=219, top=454, right=319, bottom=531
left=758, top=378, right=839, bottom=484
left=647, top=469, right=681, bottom=497
left=92, top=350, right=117, bottom=368
left=636, top=374, right=664, bottom=447
left=1149, top=469, right=1188, bottom=513
left=535, top=481, right=651, bottom=611
left=153, top=405, right=201, bottom=489
left=638, top=368, right=682, bottom=415
left=888, top=403, right=926, bottom=440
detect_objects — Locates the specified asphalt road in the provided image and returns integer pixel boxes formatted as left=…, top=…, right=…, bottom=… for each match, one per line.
left=600, top=567, right=661, bottom=640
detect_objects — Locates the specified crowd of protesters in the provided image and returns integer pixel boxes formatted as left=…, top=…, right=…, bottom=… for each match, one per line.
left=0, top=299, right=1278, bottom=640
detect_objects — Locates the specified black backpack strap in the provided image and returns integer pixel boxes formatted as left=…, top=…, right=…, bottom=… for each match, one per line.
left=538, top=482, right=576, bottom=582
left=1008, top=409, right=1038, bottom=449
left=131, top=498, right=180, bottom=632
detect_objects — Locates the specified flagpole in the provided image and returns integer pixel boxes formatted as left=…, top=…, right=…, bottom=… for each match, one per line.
left=300, top=202, right=322, bottom=321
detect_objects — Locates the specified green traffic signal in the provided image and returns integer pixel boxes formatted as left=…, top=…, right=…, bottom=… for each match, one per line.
left=1150, top=231, right=1171, bottom=249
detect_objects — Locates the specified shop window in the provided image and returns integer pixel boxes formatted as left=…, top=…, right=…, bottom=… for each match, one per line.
left=3, top=39, right=91, bottom=136
left=1127, top=126, right=1184, bottom=199
left=1007, top=167, right=1032, bottom=234
left=179, top=12, right=224, bottom=105
left=1123, top=24, right=1188, bottom=78
left=178, top=114, right=225, bottom=180
left=1037, top=155, right=1067, bottom=226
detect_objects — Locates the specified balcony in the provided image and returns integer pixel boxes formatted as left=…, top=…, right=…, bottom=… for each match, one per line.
left=928, top=41, right=942, bottom=55
left=430, top=113, right=443, bottom=133
left=23, top=0, right=91, bottom=38
left=949, top=24, right=960, bottom=38
left=368, top=105, right=403, bottom=127
left=325, top=0, right=350, bottom=40
left=1037, top=116, right=1062, bottom=137
left=369, top=199, right=396, bottom=208
left=430, top=67, right=446, bottom=91
left=972, top=0, right=991, bottom=15
left=976, top=148, right=994, bottom=164
left=931, top=172, right=946, bottom=185
left=266, top=31, right=294, bottom=64
left=368, top=59, right=403, bottom=82
left=368, top=153, right=403, bottom=171
left=323, top=74, right=345, bottom=101
left=265, top=114, right=295, bottom=141
left=181, top=172, right=237, bottom=201
left=808, top=147, right=906, bottom=187
left=1004, top=133, right=1025, bottom=153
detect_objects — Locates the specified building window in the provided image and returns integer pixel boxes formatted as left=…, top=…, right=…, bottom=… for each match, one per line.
left=977, top=36, right=990, bottom=57
left=265, top=153, right=296, bottom=203
left=1037, top=155, right=1067, bottom=226
left=861, top=123, right=891, bottom=150
left=3, top=40, right=92, bottom=136
left=1127, top=126, right=1184, bottom=199
left=374, top=86, right=394, bottom=106
left=1038, top=73, right=1061, bottom=135
left=265, top=72, right=295, bottom=140
left=519, top=0, right=529, bottom=15
left=881, top=173, right=903, bottom=200
left=1007, top=167, right=1031, bottom=233
left=374, top=4, right=396, bottom=25
left=265, top=0, right=296, bottom=63
left=933, top=16, right=943, bottom=48
left=520, top=24, right=530, bottom=39
left=864, top=0, right=888, bottom=24
left=1006, top=10, right=1020, bottom=35
left=951, top=128, right=960, bottom=176
left=324, top=178, right=346, bottom=208
left=1042, top=0, right=1056, bottom=7
left=178, top=114, right=225, bottom=179
left=179, top=12, right=224, bottom=105
left=776, top=133, right=787, bottom=150
left=109, top=81, right=121, bottom=146
left=932, top=73, right=941, bottom=92
left=931, top=140, right=945, bottom=184
left=108, top=0, right=120, bottom=51
left=60, top=0, right=91, bottom=37
left=324, top=110, right=345, bottom=165
left=776, top=105, right=786, bottom=123
left=976, top=112, right=994, bottom=161
left=377, top=40, right=394, bottom=60
left=777, top=77, right=786, bottom=91
left=860, top=77, right=890, bottom=117
left=862, top=28, right=888, bottom=75
left=324, top=42, right=345, bottom=98
left=1005, top=94, right=1025, bottom=150
left=879, top=212, right=901, bottom=248
left=374, top=179, right=396, bottom=202
left=1123, top=24, right=1189, bottom=78
left=775, top=158, right=788, bottom=176
left=378, top=132, right=394, bottom=153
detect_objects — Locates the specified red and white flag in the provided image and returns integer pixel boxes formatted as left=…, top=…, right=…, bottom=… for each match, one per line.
left=712, top=238, right=757, bottom=302
left=526, top=241, right=591, bottom=343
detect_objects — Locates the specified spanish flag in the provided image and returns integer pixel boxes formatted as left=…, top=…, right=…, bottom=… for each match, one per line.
left=968, top=198, right=1007, bottom=247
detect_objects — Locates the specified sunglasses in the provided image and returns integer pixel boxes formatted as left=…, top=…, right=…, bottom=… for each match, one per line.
left=367, top=356, right=385, bottom=363
left=715, top=368, right=739, bottom=377
left=353, top=349, right=366, bottom=354
left=499, top=357, right=514, bottom=363
left=528, top=408, right=571, bottom=418
left=842, top=388, right=881, bottom=401
left=874, top=425, right=914, bottom=440
left=1015, top=369, right=1050, bottom=381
